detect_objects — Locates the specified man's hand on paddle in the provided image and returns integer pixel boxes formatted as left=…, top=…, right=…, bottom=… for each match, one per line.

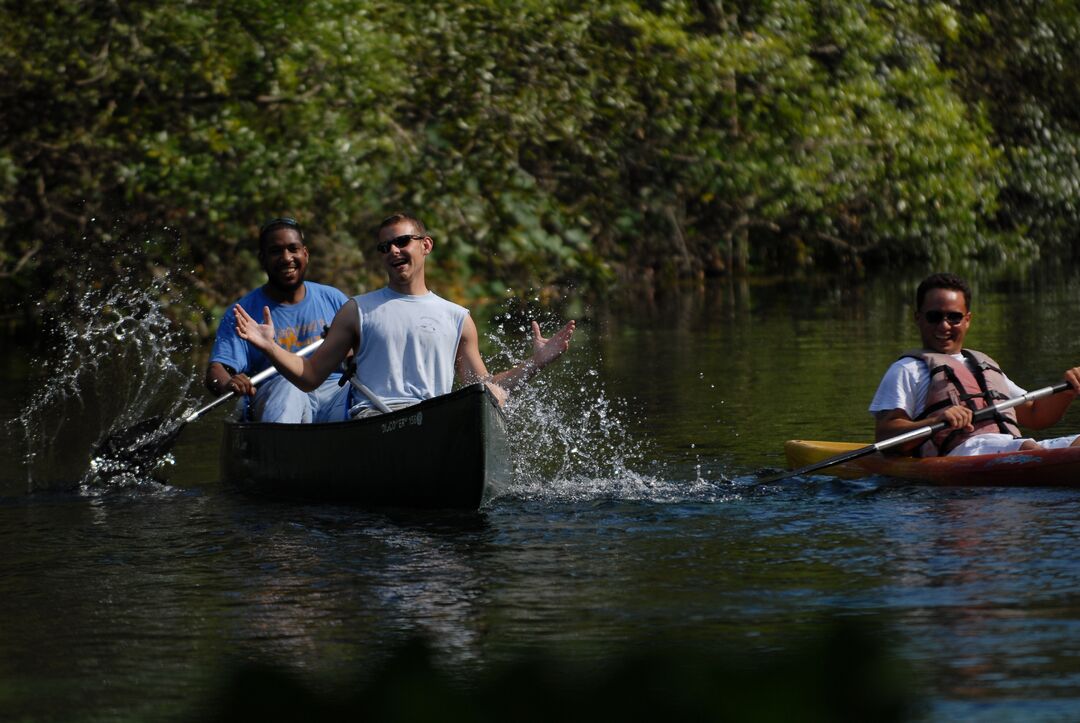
left=483, top=382, right=509, bottom=407
left=874, top=406, right=972, bottom=448
left=928, top=404, right=974, bottom=432
left=928, top=368, right=1080, bottom=432
left=225, top=372, right=257, bottom=397
left=234, top=305, right=277, bottom=354
left=1063, top=367, right=1080, bottom=395
left=206, top=361, right=258, bottom=397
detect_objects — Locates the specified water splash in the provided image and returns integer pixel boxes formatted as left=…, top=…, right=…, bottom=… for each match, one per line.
left=10, top=225, right=196, bottom=492
left=485, top=300, right=733, bottom=504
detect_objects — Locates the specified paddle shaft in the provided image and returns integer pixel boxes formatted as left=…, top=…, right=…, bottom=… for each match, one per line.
left=185, top=338, right=325, bottom=423
left=767, top=381, right=1073, bottom=483
left=348, top=378, right=393, bottom=414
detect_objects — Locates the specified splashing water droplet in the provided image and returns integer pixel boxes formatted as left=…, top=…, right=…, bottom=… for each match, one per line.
left=478, top=298, right=671, bottom=503
left=13, top=228, right=196, bottom=492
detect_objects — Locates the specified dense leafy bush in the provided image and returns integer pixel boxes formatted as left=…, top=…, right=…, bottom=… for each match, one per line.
left=930, top=0, right=1080, bottom=255
left=0, top=0, right=1071, bottom=334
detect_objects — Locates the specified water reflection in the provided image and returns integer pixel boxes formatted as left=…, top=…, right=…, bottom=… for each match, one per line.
left=878, top=489, right=1080, bottom=702
left=210, top=505, right=498, bottom=673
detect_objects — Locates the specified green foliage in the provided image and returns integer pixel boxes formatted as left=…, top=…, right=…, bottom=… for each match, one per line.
left=0, top=0, right=397, bottom=328
left=571, top=0, right=1008, bottom=272
left=929, top=0, right=1080, bottom=255
left=0, top=0, right=1074, bottom=335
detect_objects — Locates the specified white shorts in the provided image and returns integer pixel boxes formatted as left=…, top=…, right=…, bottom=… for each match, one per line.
left=947, top=433, right=1080, bottom=456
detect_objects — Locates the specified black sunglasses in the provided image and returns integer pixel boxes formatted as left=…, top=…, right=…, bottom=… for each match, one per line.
left=377, top=234, right=425, bottom=254
left=923, top=310, right=966, bottom=325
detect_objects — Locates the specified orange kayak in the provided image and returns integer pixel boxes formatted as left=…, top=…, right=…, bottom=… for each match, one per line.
left=784, top=440, right=1080, bottom=486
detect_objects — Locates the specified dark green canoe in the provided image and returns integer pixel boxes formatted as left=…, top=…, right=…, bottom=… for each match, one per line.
left=221, top=383, right=510, bottom=509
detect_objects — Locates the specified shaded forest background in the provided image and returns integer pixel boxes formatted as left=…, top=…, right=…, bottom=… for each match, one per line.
left=2, top=0, right=1079, bottom=337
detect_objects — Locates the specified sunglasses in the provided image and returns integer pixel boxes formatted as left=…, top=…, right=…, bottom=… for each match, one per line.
left=377, top=234, right=425, bottom=254
left=923, top=310, right=966, bottom=325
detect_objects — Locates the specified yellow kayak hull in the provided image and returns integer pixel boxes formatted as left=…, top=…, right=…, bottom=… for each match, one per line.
left=784, top=439, right=1080, bottom=486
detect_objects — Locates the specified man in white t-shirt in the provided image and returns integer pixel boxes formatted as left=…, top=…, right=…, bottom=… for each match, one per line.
left=869, top=272, right=1080, bottom=456
left=232, top=212, right=576, bottom=415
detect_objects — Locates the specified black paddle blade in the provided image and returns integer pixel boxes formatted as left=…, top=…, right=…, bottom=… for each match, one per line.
left=91, top=416, right=186, bottom=474
left=755, top=446, right=876, bottom=486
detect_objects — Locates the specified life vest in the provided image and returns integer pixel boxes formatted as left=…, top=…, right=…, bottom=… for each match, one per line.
left=902, top=348, right=1022, bottom=457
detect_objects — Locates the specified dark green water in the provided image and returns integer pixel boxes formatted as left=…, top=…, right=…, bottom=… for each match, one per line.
left=5, top=267, right=1080, bottom=721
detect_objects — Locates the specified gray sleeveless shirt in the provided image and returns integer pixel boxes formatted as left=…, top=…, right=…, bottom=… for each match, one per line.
left=348, top=288, right=468, bottom=415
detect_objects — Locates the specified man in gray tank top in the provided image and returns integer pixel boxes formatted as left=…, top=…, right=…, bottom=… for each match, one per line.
left=231, top=212, right=576, bottom=415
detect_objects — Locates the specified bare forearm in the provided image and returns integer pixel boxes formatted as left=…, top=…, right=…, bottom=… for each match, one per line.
left=488, top=359, right=538, bottom=393
left=262, top=343, right=321, bottom=392
left=1019, top=394, right=1076, bottom=429
left=874, top=416, right=932, bottom=452
left=873, top=408, right=960, bottom=453
left=875, top=416, right=922, bottom=440
left=205, top=363, right=231, bottom=395
left=487, top=320, right=575, bottom=392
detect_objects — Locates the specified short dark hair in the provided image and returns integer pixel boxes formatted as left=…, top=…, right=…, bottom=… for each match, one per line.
left=377, top=212, right=427, bottom=236
left=916, top=272, right=971, bottom=311
left=258, top=217, right=305, bottom=251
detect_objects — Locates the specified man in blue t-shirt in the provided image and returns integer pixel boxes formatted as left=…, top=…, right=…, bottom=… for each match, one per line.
left=205, top=217, right=350, bottom=423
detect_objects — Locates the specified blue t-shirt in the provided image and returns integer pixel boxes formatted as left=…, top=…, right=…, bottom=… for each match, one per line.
left=210, top=281, right=348, bottom=379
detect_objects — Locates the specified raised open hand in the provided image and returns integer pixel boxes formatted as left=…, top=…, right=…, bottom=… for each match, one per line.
left=234, top=305, right=277, bottom=353
left=530, top=319, right=576, bottom=370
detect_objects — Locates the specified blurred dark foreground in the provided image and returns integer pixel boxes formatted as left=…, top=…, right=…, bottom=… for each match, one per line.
left=199, top=618, right=920, bottom=722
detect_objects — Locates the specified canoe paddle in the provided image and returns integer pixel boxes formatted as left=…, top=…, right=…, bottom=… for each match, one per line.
left=759, top=380, right=1073, bottom=485
left=93, top=338, right=325, bottom=468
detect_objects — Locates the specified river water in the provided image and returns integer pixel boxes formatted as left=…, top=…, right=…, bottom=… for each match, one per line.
left=4, top=267, right=1080, bottom=721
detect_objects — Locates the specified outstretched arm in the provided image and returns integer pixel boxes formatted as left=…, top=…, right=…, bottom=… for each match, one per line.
left=234, top=301, right=358, bottom=392
left=490, top=319, right=576, bottom=391
left=456, top=317, right=576, bottom=400
left=1015, top=366, right=1080, bottom=429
